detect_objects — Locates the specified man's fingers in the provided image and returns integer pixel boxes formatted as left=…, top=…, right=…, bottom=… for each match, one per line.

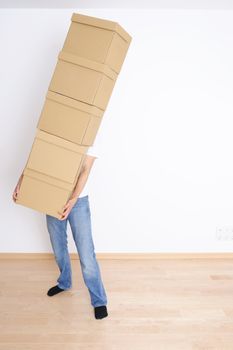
left=63, top=207, right=69, bottom=215
left=58, top=206, right=71, bottom=220
left=13, top=192, right=18, bottom=201
left=58, top=207, right=68, bottom=215
left=63, top=203, right=70, bottom=210
left=59, top=213, right=69, bottom=221
left=57, top=211, right=65, bottom=219
left=57, top=200, right=74, bottom=220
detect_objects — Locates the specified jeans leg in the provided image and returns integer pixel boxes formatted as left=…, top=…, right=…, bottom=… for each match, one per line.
left=46, top=214, right=72, bottom=290
left=68, top=196, right=107, bottom=307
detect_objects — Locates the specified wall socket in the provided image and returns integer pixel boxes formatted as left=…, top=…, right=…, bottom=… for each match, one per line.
left=216, top=227, right=233, bottom=241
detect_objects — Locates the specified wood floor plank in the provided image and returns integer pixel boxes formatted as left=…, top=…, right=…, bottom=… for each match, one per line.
left=1, top=258, right=233, bottom=349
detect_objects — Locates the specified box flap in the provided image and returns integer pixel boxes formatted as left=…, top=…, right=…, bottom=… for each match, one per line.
left=23, top=169, right=74, bottom=191
left=35, top=129, right=88, bottom=154
left=46, top=91, right=104, bottom=118
left=58, top=51, right=117, bottom=81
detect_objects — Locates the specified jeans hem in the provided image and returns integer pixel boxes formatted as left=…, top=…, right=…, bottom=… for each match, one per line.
left=58, top=284, right=72, bottom=290
left=93, top=302, right=108, bottom=307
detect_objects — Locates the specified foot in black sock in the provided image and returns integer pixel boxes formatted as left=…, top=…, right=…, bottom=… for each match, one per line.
left=47, top=285, right=65, bottom=297
left=94, top=305, right=108, bottom=319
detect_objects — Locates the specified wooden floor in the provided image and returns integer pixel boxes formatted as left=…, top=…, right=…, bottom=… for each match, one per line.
left=1, top=258, right=233, bottom=350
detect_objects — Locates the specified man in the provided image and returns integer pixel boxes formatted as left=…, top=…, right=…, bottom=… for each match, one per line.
left=12, top=138, right=108, bottom=320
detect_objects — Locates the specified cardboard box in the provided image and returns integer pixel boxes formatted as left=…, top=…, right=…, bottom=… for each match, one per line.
left=16, top=130, right=88, bottom=218
left=63, top=13, right=132, bottom=74
left=17, top=170, right=73, bottom=218
left=49, top=51, right=117, bottom=111
left=16, top=13, right=132, bottom=218
left=37, top=91, right=104, bottom=145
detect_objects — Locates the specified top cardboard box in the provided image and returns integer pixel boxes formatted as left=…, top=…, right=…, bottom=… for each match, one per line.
left=62, top=13, right=132, bottom=74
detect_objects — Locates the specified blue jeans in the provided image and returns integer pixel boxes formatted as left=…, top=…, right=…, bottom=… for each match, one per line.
left=46, top=195, right=107, bottom=307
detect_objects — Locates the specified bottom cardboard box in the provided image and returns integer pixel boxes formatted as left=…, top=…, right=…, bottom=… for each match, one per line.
left=16, top=129, right=88, bottom=218
left=16, top=173, right=72, bottom=219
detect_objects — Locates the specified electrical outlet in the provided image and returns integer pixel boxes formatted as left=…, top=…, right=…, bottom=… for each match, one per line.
left=216, top=227, right=233, bottom=241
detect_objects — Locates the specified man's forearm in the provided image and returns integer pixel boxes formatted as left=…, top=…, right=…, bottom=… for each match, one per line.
left=69, top=168, right=91, bottom=200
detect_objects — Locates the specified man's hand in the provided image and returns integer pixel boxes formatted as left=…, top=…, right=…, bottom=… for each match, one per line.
left=58, top=197, right=78, bottom=221
left=12, top=183, right=20, bottom=202
left=12, top=174, right=23, bottom=202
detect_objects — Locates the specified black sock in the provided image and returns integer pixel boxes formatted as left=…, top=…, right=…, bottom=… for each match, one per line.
left=47, top=285, right=65, bottom=297
left=94, top=305, right=108, bottom=319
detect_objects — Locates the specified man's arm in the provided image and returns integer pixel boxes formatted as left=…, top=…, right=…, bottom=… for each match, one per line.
left=58, top=155, right=96, bottom=219
left=14, top=155, right=96, bottom=211
left=70, top=155, right=97, bottom=200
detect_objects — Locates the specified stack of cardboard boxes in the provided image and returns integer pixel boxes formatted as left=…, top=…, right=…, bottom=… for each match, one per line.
left=16, top=13, right=132, bottom=218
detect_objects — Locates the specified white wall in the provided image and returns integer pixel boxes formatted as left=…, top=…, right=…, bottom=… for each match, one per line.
left=1, top=8, right=233, bottom=253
